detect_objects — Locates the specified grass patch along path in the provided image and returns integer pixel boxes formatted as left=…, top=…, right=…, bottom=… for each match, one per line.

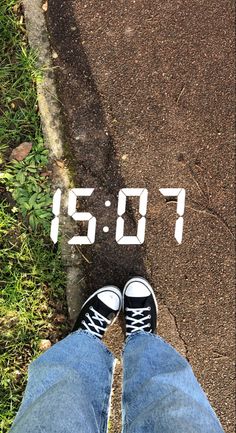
left=0, top=2, right=68, bottom=431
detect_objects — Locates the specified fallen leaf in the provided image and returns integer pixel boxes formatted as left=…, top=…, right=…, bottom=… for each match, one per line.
left=39, top=339, right=52, bottom=351
left=13, top=4, right=19, bottom=13
left=54, top=314, right=66, bottom=323
left=10, top=142, right=32, bottom=161
left=52, top=50, right=58, bottom=59
left=55, top=160, right=64, bottom=168
left=42, top=1, right=48, bottom=12
left=41, top=171, right=52, bottom=177
left=13, top=370, right=22, bottom=384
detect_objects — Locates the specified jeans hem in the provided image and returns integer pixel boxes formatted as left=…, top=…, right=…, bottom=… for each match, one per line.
left=104, top=357, right=117, bottom=433
left=122, top=330, right=165, bottom=355
left=71, top=329, right=115, bottom=361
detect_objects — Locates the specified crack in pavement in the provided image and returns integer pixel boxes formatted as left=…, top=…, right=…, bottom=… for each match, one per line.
left=162, top=301, right=190, bottom=362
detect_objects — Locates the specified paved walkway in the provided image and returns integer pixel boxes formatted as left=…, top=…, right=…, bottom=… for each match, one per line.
left=47, top=1, right=234, bottom=432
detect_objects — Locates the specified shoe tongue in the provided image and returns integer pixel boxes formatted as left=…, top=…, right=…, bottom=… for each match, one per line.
left=124, top=295, right=151, bottom=310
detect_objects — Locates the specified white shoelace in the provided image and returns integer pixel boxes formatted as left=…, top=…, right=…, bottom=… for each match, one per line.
left=125, top=307, right=151, bottom=335
left=82, top=306, right=111, bottom=338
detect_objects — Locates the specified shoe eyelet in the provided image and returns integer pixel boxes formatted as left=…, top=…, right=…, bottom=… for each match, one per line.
left=148, top=306, right=151, bottom=311
left=148, top=315, right=151, bottom=319
left=148, top=323, right=151, bottom=327
left=89, top=306, right=92, bottom=310
left=85, top=313, right=89, bottom=317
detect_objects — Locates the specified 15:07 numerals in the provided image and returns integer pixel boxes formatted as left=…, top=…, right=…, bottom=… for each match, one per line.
left=50, top=188, right=186, bottom=245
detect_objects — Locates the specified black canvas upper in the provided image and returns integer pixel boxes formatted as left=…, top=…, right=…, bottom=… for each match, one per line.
left=72, top=291, right=119, bottom=337
left=124, top=291, right=157, bottom=334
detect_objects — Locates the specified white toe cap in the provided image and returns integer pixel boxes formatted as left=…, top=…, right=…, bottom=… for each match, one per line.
left=125, top=281, right=150, bottom=297
left=98, top=291, right=120, bottom=310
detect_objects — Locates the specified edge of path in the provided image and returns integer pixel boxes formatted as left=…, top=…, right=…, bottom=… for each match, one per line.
left=23, top=0, right=85, bottom=321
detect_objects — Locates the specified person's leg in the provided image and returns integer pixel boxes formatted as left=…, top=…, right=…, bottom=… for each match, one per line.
left=121, top=277, right=224, bottom=433
left=10, top=286, right=122, bottom=433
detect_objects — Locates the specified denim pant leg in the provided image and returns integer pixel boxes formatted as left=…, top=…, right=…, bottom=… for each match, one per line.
left=122, top=331, right=224, bottom=433
left=10, top=330, right=115, bottom=433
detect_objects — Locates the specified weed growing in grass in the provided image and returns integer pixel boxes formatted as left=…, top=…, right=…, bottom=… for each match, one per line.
left=0, top=137, right=53, bottom=230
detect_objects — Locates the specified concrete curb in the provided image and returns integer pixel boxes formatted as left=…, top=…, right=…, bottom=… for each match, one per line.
left=23, top=0, right=85, bottom=321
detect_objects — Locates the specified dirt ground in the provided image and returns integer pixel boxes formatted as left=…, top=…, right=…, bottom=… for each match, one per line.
left=46, top=1, right=235, bottom=432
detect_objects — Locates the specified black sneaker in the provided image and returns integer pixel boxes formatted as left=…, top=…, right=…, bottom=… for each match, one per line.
left=72, top=286, right=122, bottom=339
left=123, top=277, right=158, bottom=337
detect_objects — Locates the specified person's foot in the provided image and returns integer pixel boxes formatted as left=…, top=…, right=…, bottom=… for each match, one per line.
left=72, top=286, right=122, bottom=339
left=123, top=277, right=158, bottom=337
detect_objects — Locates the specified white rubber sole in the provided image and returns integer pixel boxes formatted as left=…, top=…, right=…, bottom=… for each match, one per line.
left=123, top=276, right=158, bottom=315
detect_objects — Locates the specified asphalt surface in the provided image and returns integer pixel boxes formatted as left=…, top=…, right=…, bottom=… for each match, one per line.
left=46, top=1, right=235, bottom=432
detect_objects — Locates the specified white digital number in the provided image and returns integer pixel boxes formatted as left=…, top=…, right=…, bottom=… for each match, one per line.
left=50, top=187, right=186, bottom=245
left=116, top=188, right=148, bottom=244
left=68, top=188, right=96, bottom=245
left=159, top=188, right=186, bottom=244
left=50, top=188, right=62, bottom=244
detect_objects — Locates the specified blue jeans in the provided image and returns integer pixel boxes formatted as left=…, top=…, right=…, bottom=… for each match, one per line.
left=10, top=330, right=224, bottom=433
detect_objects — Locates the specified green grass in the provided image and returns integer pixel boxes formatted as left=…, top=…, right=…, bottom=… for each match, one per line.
left=0, top=1, right=52, bottom=231
left=0, top=2, right=68, bottom=431
left=0, top=1, right=42, bottom=152
left=0, top=203, right=67, bottom=432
